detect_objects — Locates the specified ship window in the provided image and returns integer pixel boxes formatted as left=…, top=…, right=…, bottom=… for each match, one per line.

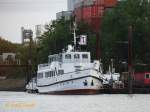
left=82, top=54, right=88, bottom=59
left=51, top=71, right=53, bottom=77
left=145, top=74, right=150, bottom=79
left=58, top=70, right=64, bottom=75
left=45, top=72, right=48, bottom=77
left=45, top=72, right=51, bottom=78
left=49, top=71, right=52, bottom=77
left=50, top=71, right=54, bottom=77
left=74, top=54, right=80, bottom=59
left=37, top=73, right=43, bottom=79
left=65, top=54, right=71, bottom=59
left=52, top=71, right=55, bottom=77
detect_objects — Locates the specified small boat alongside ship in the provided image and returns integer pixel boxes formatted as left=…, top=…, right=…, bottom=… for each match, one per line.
left=26, top=23, right=124, bottom=94
left=26, top=51, right=124, bottom=94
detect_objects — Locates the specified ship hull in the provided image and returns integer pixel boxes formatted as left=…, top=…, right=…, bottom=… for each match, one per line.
left=37, top=76, right=103, bottom=95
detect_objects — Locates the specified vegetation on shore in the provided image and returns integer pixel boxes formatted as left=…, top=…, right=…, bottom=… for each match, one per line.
left=0, top=37, right=17, bottom=54
left=101, top=0, right=150, bottom=71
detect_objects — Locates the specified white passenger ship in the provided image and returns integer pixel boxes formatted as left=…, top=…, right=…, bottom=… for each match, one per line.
left=26, top=24, right=104, bottom=94
left=35, top=47, right=103, bottom=94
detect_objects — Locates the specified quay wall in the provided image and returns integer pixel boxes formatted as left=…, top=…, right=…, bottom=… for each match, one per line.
left=0, top=79, right=26, bottom=91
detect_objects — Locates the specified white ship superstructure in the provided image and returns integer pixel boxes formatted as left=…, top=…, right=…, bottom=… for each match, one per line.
left=36, top=49, right=103, bottom=94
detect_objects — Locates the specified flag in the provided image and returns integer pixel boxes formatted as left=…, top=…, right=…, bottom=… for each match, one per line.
left=79, top=35, right=87, bottom=45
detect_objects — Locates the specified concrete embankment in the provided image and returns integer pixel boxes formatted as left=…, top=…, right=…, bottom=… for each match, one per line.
left=0, top=79, right=26, bottom=91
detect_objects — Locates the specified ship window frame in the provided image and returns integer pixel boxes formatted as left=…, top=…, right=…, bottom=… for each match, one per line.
left=74, top=54, right=80, bottom=59
left=45, top=71, right=51, bottom=78
left=50, top=71, right=54, bottom=77
left=58, top=70, right=64, bottom=75
left=82, top=54, right=88, bottom=59
left=52, top=71, right=55, bottom=77
left=65, top=54, right=71, bottom=59
left=50, top=71, right=52, bottom=77
left=37, top=73, right=43, bottom=79
left=51, top=71, right=53, bottom=77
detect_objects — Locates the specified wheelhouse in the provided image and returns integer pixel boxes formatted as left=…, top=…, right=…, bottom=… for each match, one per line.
left=62, top=52, right=90, bottom=63
left=48, top=54, right=62, bottom=63
left=48, top=52, right=91, bottom=63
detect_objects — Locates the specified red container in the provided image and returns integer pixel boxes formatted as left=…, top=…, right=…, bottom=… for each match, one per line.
left=104, top=0, right=117, bottom=7
left=74, top=0, right=117, bottom=33
left=94, top=0, right=117, bottom=7
left=144, top=72, right=150, bottom=86
left=134, top=72, right=150, bottom=87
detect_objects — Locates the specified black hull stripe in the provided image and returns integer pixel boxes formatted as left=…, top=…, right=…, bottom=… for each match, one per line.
left=37, top=75, right=102, bottom=87
left=40, top=89, right=100, bottom=95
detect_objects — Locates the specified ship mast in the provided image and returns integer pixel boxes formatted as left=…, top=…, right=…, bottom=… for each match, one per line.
left=73, top=22, right=87, bottom=51
left=73, top=22, right=77, bottom=51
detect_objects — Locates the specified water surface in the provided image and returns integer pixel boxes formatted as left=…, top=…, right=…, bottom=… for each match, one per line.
left=0, top=92, right=150, bottom=112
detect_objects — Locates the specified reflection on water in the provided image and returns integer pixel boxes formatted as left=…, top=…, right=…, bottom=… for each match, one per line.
left=0, top=92, right=150, bottom=112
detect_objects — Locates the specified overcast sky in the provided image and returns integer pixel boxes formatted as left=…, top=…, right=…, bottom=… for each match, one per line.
left=0, top=0, right=67, bottom=43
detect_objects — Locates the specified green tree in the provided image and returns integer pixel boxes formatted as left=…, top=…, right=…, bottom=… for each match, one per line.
left=37, top=19, right=99, bottom=63
left=77, top=22, right=97, bottom=60
left=101, top=0, right=150, bottom=70
left=37, top=19, right=73, bottom=63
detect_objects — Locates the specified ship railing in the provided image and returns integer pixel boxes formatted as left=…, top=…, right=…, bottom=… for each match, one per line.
left=38, top=63, right=50, bottom=69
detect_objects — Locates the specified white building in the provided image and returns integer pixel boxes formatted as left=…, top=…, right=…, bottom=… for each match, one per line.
left=67, top=0, right=82, bottom=11
left=0, top=53, right=20, bottom=65
left=35, top=25, right=45, bottom=38
left=1, top=53, right=16, bottom=62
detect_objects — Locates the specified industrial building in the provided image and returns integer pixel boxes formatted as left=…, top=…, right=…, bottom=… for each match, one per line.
left=56, top=11, right=72, bottom=20
left=67, top=0, right=83, bottom=11
left=74, top=0, right=117, bottom=32
left=21, top=27, right=33, bottom=45
left=73, top=0, right=117, bottom=58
